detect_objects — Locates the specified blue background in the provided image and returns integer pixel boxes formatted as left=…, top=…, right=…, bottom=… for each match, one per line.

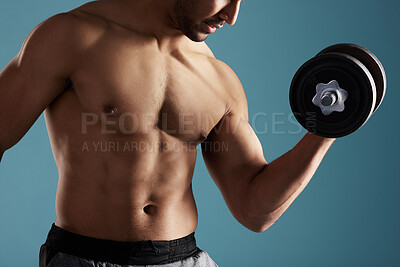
left=0, top=0, right=399, bottom=266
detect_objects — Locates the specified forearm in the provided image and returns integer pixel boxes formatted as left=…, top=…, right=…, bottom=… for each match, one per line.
left=246, top=132, right=335, bottom=232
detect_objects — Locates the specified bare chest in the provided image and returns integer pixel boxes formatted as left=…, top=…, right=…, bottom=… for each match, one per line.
left=69, top=43, right=227, bottom=143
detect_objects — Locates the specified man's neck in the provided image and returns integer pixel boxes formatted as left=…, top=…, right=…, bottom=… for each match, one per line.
left=110, top=0, right=190, bottom=50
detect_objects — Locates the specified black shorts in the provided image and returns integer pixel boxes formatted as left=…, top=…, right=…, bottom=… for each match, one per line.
left=39, top=223, right=202, bottom=266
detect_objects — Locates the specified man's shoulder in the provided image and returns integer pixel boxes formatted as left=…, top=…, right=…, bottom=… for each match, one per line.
left=215, top=59, right=247, bottom=113
left=25, top=11, right=106, bottom=56
left=210, top=57, right=244, bottom=94
left=191, top=44, right=239, bottom=83
left=194, top=46, right=247, bottom=113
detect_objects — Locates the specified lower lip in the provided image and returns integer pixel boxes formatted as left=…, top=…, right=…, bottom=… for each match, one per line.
left=204, top=23, right=216, bottom=34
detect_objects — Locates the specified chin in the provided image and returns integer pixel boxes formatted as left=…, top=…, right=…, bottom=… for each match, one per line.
left=184, top=25, right=209, bottom=42
left=189, top=33, right=208, bottom=42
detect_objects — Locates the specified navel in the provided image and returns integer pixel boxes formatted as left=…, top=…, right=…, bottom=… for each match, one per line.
left=143, top=204, right=157, bottom=215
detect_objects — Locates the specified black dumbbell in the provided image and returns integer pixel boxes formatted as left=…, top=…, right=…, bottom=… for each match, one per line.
left=289, top=43, right=386, bottom=138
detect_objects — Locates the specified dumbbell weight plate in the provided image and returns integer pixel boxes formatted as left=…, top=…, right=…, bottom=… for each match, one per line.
left=289, top=52, right=376, bottom=138
left=317, top=43, right=386, bottom=112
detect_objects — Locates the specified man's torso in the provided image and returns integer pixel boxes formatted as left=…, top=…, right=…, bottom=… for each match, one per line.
left=45, top=1, right=233, bottom=241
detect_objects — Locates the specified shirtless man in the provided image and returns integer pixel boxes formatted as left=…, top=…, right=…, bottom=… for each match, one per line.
left=0, top=0, right=335, bottom=266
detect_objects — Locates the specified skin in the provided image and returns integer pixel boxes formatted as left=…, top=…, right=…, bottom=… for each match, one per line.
left=0, top=0, right=334, bottom=242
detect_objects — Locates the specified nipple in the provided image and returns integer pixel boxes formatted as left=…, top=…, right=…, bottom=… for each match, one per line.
left=103, top=105, right=118, bottom=117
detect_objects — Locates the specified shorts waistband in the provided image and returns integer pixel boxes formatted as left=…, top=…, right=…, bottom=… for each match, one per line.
left=44, top=223, right=200, bottom=265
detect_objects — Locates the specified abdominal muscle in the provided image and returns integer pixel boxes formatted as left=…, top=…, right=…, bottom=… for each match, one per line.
left=52, top=134, right=199, bottom=242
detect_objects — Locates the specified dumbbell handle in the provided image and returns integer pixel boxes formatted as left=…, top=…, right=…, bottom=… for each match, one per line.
left=320, top=92, right=337, bottom=107
left=312, top=80, right=348, bottom=116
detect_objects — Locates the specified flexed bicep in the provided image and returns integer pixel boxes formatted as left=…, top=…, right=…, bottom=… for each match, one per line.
left=201, top=61, right=267, bottom=226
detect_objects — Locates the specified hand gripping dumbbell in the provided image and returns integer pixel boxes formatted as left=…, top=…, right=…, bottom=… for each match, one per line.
left=289, top=43, right=386, bottom=138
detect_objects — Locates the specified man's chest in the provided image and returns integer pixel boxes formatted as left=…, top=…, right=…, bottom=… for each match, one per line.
left=68, top=46, right=227, bottom=142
